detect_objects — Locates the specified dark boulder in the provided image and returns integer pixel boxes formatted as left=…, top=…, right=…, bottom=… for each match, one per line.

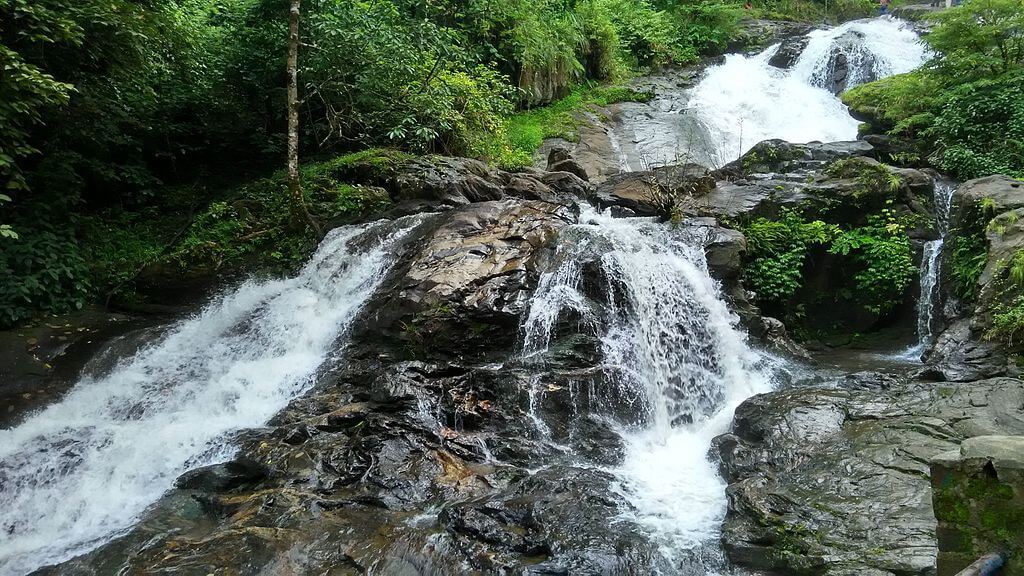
left=175, top=458, right=267, bottom=492
left=546, top=146, right=590, bottom=181
left=769, top=35, right=810, bottom=69
left=717, top=377, right=1024, bottom=575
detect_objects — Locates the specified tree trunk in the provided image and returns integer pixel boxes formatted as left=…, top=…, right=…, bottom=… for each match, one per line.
left=287, top=0, right=321, bottom=236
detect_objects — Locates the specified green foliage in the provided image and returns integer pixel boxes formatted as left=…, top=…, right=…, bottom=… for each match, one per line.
left=931, top=73, right=1024, bottom=180
left=986, top=250, right=1024, bottom=345
left=841, top=0, right=1024, bottom=180
left=926, top=0, right=1024, bottom=79
left=0, top=226, right=91, bottom=327
left=0, top=0, right=747, bottom=324
left=749, top=0, right=875, bottom=22
left=481, top=84, right=655, bottom=169
left=951, top=198, right=998, bottom=301
left=828, top=210, right=915, bottom=315
left=743, top=210, right=839, bottom=303
left=826, top=157, right=902, bottom=200
left=743, top=209, right=916, bottom=317
left=165, top=157, right=394, bottom=273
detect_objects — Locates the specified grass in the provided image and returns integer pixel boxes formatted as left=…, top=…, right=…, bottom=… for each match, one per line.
left=484, top=82, right=654, bottom=169
left=77, top=150, right=401, bottom=301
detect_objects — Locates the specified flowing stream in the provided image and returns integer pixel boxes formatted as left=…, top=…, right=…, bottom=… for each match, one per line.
left=908, top=178, right=957, bottom=355
left=522, top=209, right=776, bottom=572
left=0, top=16, right=936, bottom=576
left=0, top=216, right=428, bottom=575
left=527, top=16, right=929, bottom=571
left=620, top=17, right=926, bottom=169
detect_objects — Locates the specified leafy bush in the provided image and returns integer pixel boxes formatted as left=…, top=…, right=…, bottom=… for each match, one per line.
left=743, top=209, right=916, bottom=317
left=932, top=73, right=1024, bottom=180
left=841, top=0, right=1024, bottom=180
left=829, top=210, right=915, bottom=315
left=0, top=227, right=91, bottom=327
left=743, top=211, right=838, bottom=303
left=481, top=84, right=655, bottom=169
left=951, top=198, right=998, bottom=301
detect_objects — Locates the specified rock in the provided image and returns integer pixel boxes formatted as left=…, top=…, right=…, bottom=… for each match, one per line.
left=546, top=147, right=589, bottom=181
left=953, top=175, right=1024, bottom=223
left=717, top=139, right=875, bottom=176
left=717, top=377, right=1024, bottom=575
left=769, top=35, right=811, bottom=69
left=389, top=156, right=505, bottom=204
left=815, top=30, right=878, bottom=95
left=924, top=320, right=1014, bottom=382
left=363, top=199, right=576, bottom=357
left=175, top=458, right=267, bottom=492
left=931, top=436, right=1024, bottom=575
left=728, top=19, right=812, bottom=53
left=594, top=163, right=715, bottom=216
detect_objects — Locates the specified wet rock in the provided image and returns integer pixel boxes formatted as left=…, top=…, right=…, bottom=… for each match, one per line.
left=728, top=19, right=812, bottom=53
left=931, top=436, right=1024, bottom=575
left=717, top=377, right=1024, bottom=575
left=717, top=139, right=874, bottom=176
left=769, top=35, right=811, bottom=69
left=952, top=175, right=1024, bottom=225
left=362, top=199, right=576, bottom=357
left=546, top=147, right=590, bottom=181
left=817, top=31, right=878, bottom=95
left=924, top=319, right=1014, bottom=382
left=594, top=163, right=715, bottom=216
left=175, top=458, right=267, bottom=492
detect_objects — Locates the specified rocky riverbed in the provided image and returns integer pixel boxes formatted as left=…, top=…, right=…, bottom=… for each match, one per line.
left=5, top=16, right=1024, bottom=576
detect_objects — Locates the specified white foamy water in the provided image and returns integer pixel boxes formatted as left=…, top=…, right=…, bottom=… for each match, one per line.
left=687, top=17, right=926, bottom=167
left=904, top=178, right=958, bottom=357
left=0, top=216, right=427, bottom=575
left=521, top=208, right=775, bottom=571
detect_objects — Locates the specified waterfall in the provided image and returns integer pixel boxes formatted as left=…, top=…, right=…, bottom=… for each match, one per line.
left=685, top=18, right=926, bottom=167
left=0, top=215, right=428, bottom=576
left=521, top=208, right=776, bottom=571
left=911, top=179, right=957, bottom=353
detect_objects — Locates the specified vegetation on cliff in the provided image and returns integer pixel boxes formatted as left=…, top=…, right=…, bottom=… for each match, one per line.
left=1, top=0, right=747, bottom=326
left=842, top=0, right=1024, bottom=180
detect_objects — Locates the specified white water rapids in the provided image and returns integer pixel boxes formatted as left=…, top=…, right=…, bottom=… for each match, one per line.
left=0, top=216, right=427, bottom=575
left=522, top=17, right=928, bottom=572
left=625, top=17, right=926, bottom=169
left=522, top=209, right=777, bottom=571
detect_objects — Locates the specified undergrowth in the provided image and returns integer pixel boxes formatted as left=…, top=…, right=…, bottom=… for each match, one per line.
left=480, top=83, right=654, bottom=168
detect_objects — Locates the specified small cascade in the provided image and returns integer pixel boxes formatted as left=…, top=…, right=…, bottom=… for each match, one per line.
left=911, top=179, right=958, bottom=353
left=520, top=208, right=776, bottom=571
left=605, top=126, right=634, bottom=173
left=686, top=18, right=925, bottom=167
left=0, top=215, right=429, bottom=576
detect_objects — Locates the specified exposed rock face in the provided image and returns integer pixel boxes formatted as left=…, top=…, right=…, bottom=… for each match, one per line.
left=931, top=436, right=1024, bottom=576
left=593, top=163, right=715, bottom=216
left=382, top=155, right=591, bottom=208
left=769, top=35, right=811, bottom=69
left=815, top=30, right=879, bottom=95
left=716, top=377, right=1024, bottom=575
left=546, top=146, right=590, bottom=181
left=728, top=19, right=812, bottom=53
left=953, top=175, right=1024, bottom=221
left=926, top=175, right=1024, bottom=377
left=362, top=199, right=577, bottom=357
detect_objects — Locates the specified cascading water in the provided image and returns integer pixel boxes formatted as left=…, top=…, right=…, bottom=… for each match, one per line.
left=521, top=208, right=776, bottom=571
left=910, top=179, right=958, bottom=353
left=683, top=18, right=925, bottom=167
left=0, top=215, right=428, bottom=576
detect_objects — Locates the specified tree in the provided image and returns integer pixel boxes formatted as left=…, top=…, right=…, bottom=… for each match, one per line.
left=927, top=0, right=1024, bottom=79
left=287, top=0, right=321, bottom=236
